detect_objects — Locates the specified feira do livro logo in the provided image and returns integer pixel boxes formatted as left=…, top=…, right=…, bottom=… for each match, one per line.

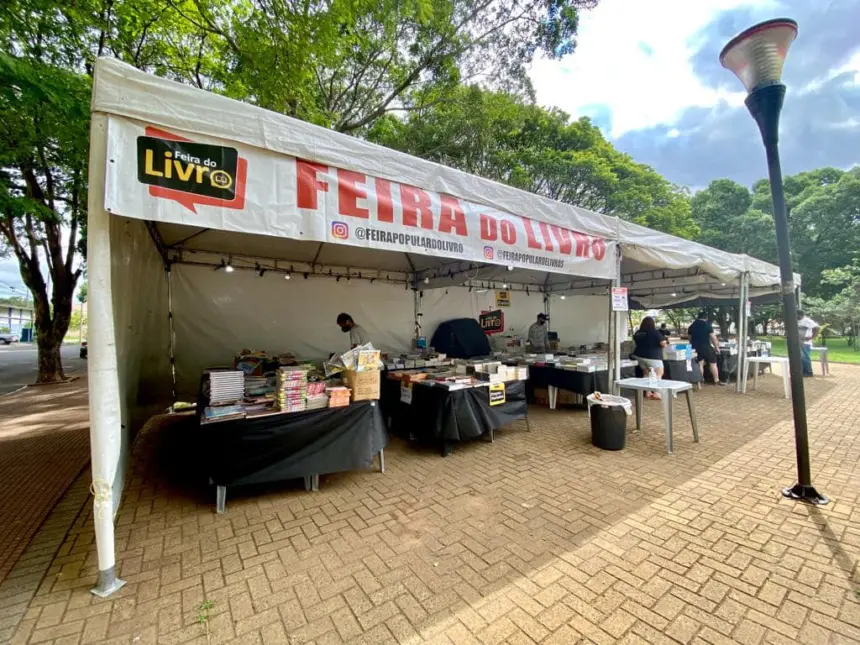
left=136, top=126, right=247, bottom=213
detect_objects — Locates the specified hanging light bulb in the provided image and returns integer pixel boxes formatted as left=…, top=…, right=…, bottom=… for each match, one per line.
left=225, top=257, right=234, bottom=273
left=284, top=272, right=291, bottom=280
left=671, top=292, right=677, bottom=297
left=502, top=283, right=508, bottom=289
left=560, top=295, right=566, bottom=300
left=424, top=276, right=430, bottom=284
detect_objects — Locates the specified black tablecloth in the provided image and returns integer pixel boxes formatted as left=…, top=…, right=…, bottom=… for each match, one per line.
left=662, top=359, right=704, bottom=384
left=382, top=378, right=528, bottom=445
left=202, top=402, right=388, bottom=487
left=528, top=364, right=636, bottom=396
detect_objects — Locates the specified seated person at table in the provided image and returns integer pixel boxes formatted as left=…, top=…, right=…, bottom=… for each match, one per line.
left=336, top=313, right=369, bottom=348
left=632, top=316, right=668, bottom=400
left=527, top=313, right=550, bottom=353
left=688, top=312, right=723, bottom=385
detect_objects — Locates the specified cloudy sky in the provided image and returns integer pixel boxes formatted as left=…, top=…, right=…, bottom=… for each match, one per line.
left=530, top=0, right=860, bottom=190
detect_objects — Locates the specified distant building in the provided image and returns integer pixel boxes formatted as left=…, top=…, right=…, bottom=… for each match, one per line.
left=3, top=306, right=34, bottom=335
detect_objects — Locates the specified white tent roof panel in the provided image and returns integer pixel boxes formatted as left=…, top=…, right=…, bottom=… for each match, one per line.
left=93, top=57, right=796, bottom=297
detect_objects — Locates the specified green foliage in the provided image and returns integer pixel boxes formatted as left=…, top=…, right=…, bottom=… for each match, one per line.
left=368, top=85, right=697, bottom=237
left=165, top=0, right=598, bottom=131
left=691, top=169, right=860, bottom=301
left=765, top=335, right=860, bottom=364
left=0, top=296, right=30, bottom=308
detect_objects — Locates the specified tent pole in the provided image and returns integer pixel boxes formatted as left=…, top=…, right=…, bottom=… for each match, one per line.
left=607, top=248, right=622, bottom=392
left=86, top=113, right=125, bottom=598
left=167, top=266, right=177, bottom=402
left=413, top=288, right=422, bottom=345
left=736, top=273, right=748, bottom=392
left=614, top=249, right=623, bottom=385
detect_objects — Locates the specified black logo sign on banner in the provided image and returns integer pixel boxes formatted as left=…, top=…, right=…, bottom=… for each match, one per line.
left=137, top=136, right=239, bottom=200
left=479, top=310, right=504, bottom=335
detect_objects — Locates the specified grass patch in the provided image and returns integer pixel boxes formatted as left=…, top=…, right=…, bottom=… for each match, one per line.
left=762, top=336, right=860, bottom=365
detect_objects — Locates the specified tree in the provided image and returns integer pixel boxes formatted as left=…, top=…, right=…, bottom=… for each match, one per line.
left=804, top=265, right=860, bottom=342
left=690, top=179, right=776, bottom=261
left=750, top=303, right=782, bottom=336
left=369, top=85, right=697, bottom=237
left=0, top=54, right=88, bottom=381
left=173, top=0, right=598, bottom=131
left=750, top=167, right=860, bottom=298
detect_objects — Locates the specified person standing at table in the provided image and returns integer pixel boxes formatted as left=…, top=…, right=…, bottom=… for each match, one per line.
left=797, top=310, right=820, bottom=377
left=659, top=323, right=671, bottom=339
left=527, top=313, right=550, bottom=353
left=688, top=312, right=723, bottom=385
left=336, top=313, right=369, bottom=348
left=632, top=316, right=668, bottom=399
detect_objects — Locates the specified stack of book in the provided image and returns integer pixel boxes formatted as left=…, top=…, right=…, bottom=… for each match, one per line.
left=244, top=375, right=270, bottom=397
left=208, top=370, right=245, bottom=405
left=202, top=404, right=245, bottom=423
left=306, top=381, right=328, bottom=411
left=276, top=367, right=308, bottom=413
left=327, top=386, right=351, bottom=408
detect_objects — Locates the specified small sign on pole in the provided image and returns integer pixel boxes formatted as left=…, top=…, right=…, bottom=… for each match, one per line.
left=495, top=290, right=511, bottom=307
left=611, top=287, right=629, bottom=311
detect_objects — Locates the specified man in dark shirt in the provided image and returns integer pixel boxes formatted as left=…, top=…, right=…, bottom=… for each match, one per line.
left=687, top=312, right=723, bottom=385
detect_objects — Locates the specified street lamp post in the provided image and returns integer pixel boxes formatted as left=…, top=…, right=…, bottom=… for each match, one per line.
left=720, top=19, right=828, bottom=505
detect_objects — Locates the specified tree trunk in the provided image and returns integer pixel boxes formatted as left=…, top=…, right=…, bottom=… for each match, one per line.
left=37, top=338, right=64, bottom=382
left=32, top=277, right=75, bottom=384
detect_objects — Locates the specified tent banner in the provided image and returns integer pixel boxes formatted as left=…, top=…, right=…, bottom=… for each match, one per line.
left=104, top=117, right=617, bottom=278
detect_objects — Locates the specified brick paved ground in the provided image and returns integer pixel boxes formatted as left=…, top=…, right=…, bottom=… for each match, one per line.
left=5, top=366, right=860, bottom=645
left=0, top=377, right=90, bottom=584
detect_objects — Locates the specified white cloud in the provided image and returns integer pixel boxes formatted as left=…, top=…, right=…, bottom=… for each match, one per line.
left=529, top=0, right=762, bottom=137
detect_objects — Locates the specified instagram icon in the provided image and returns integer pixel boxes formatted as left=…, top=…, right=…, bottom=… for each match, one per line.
left=331, top=221, right=349, bottom=240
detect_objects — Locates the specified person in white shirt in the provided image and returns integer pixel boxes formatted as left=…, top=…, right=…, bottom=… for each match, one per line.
left=796, top=310, right=820, bottom=377
left=336, top=313, right=369, bottom=348
left=527, top=313, right=550, bottom=353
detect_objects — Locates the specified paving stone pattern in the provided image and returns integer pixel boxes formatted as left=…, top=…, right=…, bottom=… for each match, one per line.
left=0, top=379, right=90, bottom=584
left=5, top=366, right=860, bottom=644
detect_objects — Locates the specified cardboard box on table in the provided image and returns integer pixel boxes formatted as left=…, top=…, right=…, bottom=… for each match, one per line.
left=343, top=370, right=381, bottom=401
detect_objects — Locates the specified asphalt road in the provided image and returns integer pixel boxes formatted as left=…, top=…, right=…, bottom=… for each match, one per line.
left=0, top=344, right=86, bottom=396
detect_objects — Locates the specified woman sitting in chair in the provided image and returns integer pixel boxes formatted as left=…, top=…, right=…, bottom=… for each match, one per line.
left=633, top=316, right=668, bottom=399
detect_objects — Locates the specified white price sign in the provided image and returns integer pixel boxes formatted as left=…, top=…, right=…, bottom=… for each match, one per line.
left=611, top=287, right=629, bottom=311
left=400, top=385, right=413, bottom=405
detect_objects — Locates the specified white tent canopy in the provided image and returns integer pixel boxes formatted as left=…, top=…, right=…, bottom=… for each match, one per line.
left=86, top=57, right=793, bottom=595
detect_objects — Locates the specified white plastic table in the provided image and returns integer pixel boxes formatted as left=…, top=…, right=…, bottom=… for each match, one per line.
left=742, top=356, right=790, bottom=399
left=614, top=378, right=699, bottom=454
left=810, top=347, right=830, bottom=376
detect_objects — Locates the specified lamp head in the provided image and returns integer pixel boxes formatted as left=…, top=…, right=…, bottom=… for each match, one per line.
left=719, top=18, right=797, bottom=93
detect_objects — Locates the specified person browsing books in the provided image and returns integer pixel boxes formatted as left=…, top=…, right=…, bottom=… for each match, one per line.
left=336, top=313, right=369, bottom=348
left=687, top=311, right=723, bottom=385
left=632, top=316, right=668, bottom=399
left=527, top=313, right=550, bottom=353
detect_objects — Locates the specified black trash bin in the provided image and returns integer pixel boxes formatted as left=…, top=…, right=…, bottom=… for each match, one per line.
left=588, top=395, right=629, bottom=450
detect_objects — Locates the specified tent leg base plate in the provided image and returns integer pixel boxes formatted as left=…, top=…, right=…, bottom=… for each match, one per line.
left=91, top=567, right=126, bottom=598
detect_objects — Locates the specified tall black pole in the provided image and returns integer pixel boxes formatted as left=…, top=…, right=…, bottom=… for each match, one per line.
left=745, top=84, right=828, bottom=504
